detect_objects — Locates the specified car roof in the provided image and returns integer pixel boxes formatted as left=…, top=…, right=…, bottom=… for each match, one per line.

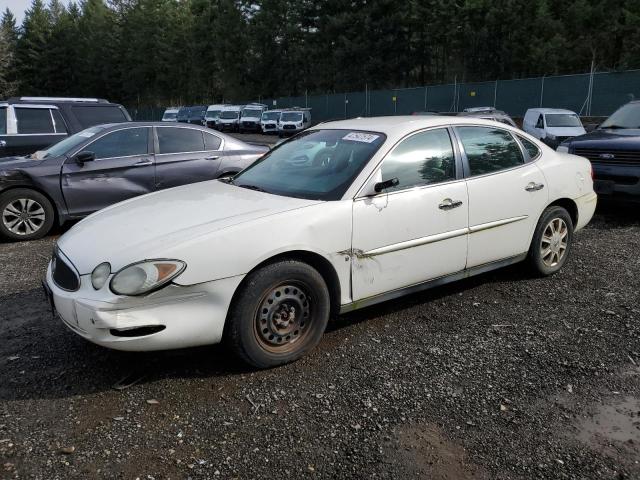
left=526, top=108, right=578, bottom=115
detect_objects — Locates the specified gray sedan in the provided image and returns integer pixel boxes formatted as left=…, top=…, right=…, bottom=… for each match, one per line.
left=0, top=122, right=268, bottom=241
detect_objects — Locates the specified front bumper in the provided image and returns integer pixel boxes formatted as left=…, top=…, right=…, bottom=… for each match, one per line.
left=46, top=264, right=244, bottom=351
left=591, top=162, right=640, bottom=202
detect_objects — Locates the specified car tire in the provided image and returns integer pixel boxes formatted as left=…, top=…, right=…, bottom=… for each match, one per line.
left=0, top=188, right=55, bottom=241
left=225, top=260, right=331, bottom=369
left=528, top=206, right=574, bottom=276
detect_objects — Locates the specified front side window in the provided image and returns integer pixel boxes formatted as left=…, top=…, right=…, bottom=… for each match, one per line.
left=457, top=126, right=524, bottom=176
left=87, top=127, right=148, bottom=160
left=15, top=108, right=55, bottom=134
left=381, top=128, right=456, bottom=192
left=231, top=129, right=386, bottom=200
left=0, top=107, right=6, bottom=134
left=72, top=105, right=127, bottom=129
left=158, top=127, right=205, bottom=154
left=535, top=115, right=544, bottom=129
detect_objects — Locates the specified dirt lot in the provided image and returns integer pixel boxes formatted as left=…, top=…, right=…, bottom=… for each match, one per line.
left=0, top=204, right=639, bottom=479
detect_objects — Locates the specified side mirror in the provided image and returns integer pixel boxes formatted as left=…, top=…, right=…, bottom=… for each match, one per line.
left=74, top=151, right=95, bottom=166
left=374, top=177, right=399, bottom=193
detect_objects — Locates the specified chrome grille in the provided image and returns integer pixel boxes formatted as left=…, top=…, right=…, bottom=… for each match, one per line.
left=573, top=148, right=640, bottom=165
left=51, top=249, right=80, bottom=291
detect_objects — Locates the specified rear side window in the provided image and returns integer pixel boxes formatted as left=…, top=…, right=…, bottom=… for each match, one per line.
left=15, top=108, right=55, bottom=134
left=0, top=107, right=6, bottom=134
left=158, top=127, right=205, bottom=154
left=381, top=128, right=456, bottom=191
left=72, top=105, right=128, bottom=128
left=518, top=136, right=541, bottom=159
left=204, top=132, right=221, bottom=150
left=87, top=127, right=149, bottom=159
left=457, top=126, right=524, bottom=176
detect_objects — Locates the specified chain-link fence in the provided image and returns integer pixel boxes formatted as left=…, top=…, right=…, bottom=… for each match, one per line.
left=129, top=69, right=640, bottom=122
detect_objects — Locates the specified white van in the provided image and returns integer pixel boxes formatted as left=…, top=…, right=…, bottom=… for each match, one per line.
left=523, top=108, right=586, bottom=148
left=204, top=104, right=226, bottom=129
left=260, top=110, right=281, bottom=134
left=240, top=103, right=267, bottom=133
left=217, top=105, right=244, bottom=132
left=277, top=108, right=311, bottom=137
left=161, top=107, right=180, bottom=122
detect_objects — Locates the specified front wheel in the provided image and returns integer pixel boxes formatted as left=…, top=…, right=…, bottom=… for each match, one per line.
left=0, top=189, right=55, bottom=241
left=528, top=206, right=574, bottom=276
left=225, top=260, right=330, bottom=368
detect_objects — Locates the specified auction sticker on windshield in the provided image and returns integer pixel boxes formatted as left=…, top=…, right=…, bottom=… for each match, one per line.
left=343, top=132, right=380, bottom=143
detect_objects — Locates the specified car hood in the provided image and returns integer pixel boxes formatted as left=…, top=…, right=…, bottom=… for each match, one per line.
left=567, top=128, right=640, bottom=150
left=0, top=155, right=45, bottom=169
left=57, top=180, right=320, bottom=274
left=546, top=126, right=586, bottom=137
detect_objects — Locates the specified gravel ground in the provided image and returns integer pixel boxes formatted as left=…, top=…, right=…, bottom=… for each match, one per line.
left=1, top=204, right=639, bottom=479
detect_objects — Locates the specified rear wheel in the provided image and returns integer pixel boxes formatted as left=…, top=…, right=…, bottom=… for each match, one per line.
left=225, top=260, right=330, bottom=368
left=0, top=189, right=55, bottom=241
left=528, top=206, right=574, bottom=276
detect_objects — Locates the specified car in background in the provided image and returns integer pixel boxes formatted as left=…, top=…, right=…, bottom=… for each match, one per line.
left=260, top=109, right=281, bottom=134
left=217, top=105, right=243, bottom=132
left=205, top=104, right=225, bottom=129
left=161, top=107, right=180, bottom=122
left=523, top=108, right=586, bottom=148
left=278, top=108, right=311, bottom=137
left=0, top=97, right=131, bottom=158
left=458, top=107, right=517, bottom=127
left=557, top=100, right=640, bottom=203
left=44, top=116, right=596, bottom=368
left=240, top=103, right=267, bottom=133
left=0, top=123, right=268, bottom=241
left=177, top=105, right=207, bottom=125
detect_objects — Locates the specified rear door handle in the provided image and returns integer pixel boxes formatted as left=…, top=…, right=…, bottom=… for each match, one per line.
left=205, top=155, right=220, bottom=161
left=439, top=198, right=463, bottom=210
left=133, top=159, right=153, bottom=167
left=525, top=182, right=544, bottom=192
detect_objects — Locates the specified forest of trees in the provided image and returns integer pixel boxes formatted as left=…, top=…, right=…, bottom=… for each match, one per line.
left=1, top=0, right=639, bottom=108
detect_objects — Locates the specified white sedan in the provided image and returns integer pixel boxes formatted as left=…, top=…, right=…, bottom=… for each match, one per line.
left=45, top=117, right=597, bottom=368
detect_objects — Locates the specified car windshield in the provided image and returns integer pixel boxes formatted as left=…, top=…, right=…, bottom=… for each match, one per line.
left=545, top=114, right=582, bottom=127
left=163, top=112, right=177, bottom=120
left=230, top=129, right=386, bottom=201
left=262, top=112, right=280, bottom=121
left=220, top=111, right=239, bottom=119
left=600, top=102, right=640, bottom=129
left=242, top=109, right=262, bottom=118
left=281, top=112, right=303, bottom=122
left=37, top=126, right=105, bottom=159
left=205, top=110, right=221, bottom=119
left=190, top=107, right=205, bottom=116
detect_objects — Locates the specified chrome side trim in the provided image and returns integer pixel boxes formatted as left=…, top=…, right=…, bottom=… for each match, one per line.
left=364, top=228, right=468, bottom=257
left=469, top=215, right=528, bottom=233
left=339, top=253, right=527, bottom=314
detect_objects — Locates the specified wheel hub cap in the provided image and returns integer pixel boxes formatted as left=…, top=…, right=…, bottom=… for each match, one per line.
left=256, top=284, right=310, bottom=348
left=2, top=198, right=46, bottom=236
left=540, top=218, right=568, bottom=267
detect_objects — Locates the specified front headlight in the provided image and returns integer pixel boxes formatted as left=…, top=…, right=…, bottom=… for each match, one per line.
left=110, top=260, right=186, bottom=296
left=556, top=145, right=569, bottom=153
left=91, top=262, right=111, bottom=290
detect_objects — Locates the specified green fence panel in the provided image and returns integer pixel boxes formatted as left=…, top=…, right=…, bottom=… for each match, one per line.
left=457, top=81, right=497, bottom=111
left=307, top=95, right=328, bottom=122
left=325, top=93, right=346, bottom=120
left=368, top=89, right=395, bottom=116
left=392, top=87, right=424, bottom=115
left=591, top=70, right=640, bottom=116
left=425, top=84, right=456, bottom=112
left=345, top=91, right=367, bottom=118
left=495, top=77, right=542, bottom=116
left=541, top=74, right=590, bottom=114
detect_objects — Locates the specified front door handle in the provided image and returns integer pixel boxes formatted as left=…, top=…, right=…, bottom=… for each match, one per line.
left=439, top=198, right=463, bottom=210
left=525, top=182, right=545, bottom=192
left=205, top=155, right=220, bottom=161
left=133, top=159, right=153, bottom=167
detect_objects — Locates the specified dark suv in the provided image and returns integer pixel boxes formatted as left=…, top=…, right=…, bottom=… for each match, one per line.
left=559, top=101, right=640, bottom=202
left=177, top=105, right=207, bottom=125
left=0, top=97, right=131, bottom=158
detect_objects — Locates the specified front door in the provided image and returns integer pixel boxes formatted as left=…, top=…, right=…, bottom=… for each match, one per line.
left=455, top=126, right=549, bottom=268
left=351, top=127, right=469, bottom=301
left=61, top=126, right=155, bottom=217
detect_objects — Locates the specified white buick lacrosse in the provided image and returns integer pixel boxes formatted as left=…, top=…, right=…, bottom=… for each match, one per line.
left=45, top=116, right=597, bottom=368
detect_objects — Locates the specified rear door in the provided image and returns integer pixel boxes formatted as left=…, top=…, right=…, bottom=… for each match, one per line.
left=2, top=106, right=68, bottom=157
left=61, top=126, right=155, bottom=216
left=154, top=126, right=224, bottom=189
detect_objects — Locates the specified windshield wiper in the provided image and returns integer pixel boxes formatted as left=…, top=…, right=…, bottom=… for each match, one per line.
left=237, top=183, right=270, bottom=193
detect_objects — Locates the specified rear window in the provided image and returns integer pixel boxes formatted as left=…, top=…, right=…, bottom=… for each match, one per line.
left=15, top=108, right=55, bottom=134
left=72, top=105, right=128, bottom=128
left=0, top=107, right=6, bottom=134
